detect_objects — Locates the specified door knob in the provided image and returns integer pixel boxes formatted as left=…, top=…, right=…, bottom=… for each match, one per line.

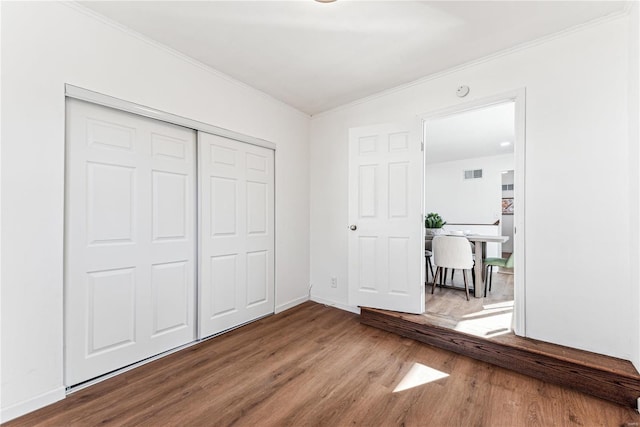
left=350, top=225, right=357, bottom=231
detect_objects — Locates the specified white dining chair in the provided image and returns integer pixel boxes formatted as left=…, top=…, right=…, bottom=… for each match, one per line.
left=432, top=235, right=474, bottom=300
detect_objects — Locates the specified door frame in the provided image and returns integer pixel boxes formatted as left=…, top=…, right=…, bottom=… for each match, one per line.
left=63, top=84, right=278, bottom=388
left=419, top=88, right=526, bottom=336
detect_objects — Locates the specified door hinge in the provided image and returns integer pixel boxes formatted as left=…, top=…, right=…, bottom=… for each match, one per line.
left=421, top=141, right=424, bottom=152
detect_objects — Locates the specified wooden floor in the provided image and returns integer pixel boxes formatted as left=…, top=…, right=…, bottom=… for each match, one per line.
left=425, top=267, right=514, bottom=338
left=5, top=302, right=639, bottom=426
left=364, top=266, right=640, bottom=408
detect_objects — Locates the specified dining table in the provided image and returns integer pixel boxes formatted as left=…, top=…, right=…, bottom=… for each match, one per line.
left=465, top=234, right=510, bottom=298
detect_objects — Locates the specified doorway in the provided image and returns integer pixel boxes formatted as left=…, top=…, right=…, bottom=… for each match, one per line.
left=422, top=93, right=525, bottom=337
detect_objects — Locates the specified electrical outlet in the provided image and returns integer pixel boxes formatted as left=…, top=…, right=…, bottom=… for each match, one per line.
left=330, top=277, right=338, bottom=288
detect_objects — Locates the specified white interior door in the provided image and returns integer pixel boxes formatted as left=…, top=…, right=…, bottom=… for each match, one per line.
left=348, top=121, right=424, bottom=313
left=65, top=99, right=196, bottom=386
left=198, top=132, right=275, bottom=338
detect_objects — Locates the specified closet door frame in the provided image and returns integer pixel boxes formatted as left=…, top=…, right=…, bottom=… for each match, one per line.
left=66, top=85, right=276, bottom=152
left=64, top=84, right=277, bottom=387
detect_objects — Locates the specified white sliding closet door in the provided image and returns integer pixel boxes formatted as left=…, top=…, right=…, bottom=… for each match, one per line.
left=198, top=132, right=275, bottom=338
left=65, top=99, right=197, bottom=386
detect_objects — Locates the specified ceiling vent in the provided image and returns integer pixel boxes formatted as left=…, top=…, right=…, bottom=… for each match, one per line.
left=464, top=169, right=483, bottom=180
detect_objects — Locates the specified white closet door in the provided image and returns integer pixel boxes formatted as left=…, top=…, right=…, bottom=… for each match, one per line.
left=198, top=132, right=275, bottom=338
left=65, top=99, right=196, bottom=386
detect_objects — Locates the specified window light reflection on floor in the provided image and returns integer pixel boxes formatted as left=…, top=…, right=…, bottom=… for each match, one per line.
left=461, top=300, right=514, bottom=318
left=454, top=300, right=514, bottom=338
left=392, top=362, right=449, bottom=393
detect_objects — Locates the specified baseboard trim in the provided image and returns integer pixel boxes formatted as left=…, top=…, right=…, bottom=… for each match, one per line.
left=275, top=295, right=309, bottom=314
left=0, top=386, right=66, bottom=423
left=310, top=296, right=360, bottom=315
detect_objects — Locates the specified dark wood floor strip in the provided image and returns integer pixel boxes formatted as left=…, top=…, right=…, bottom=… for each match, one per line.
left=4, top=302, right=639, bottom=426
left=360, top=306, right=640, bottom=409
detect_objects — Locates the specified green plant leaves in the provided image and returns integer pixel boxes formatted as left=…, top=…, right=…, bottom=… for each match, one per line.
left=425, top=212, right=446, bottom=228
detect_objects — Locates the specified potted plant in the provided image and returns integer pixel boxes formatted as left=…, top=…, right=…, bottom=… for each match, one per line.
left=425, top=212, right=446, bottom=235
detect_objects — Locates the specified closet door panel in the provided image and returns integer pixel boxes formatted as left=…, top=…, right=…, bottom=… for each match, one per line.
left=65, top=99, right=196, bottom=386
left=198, top=132, right=274, bottom=338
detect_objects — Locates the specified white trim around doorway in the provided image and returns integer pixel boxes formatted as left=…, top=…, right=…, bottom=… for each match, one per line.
left=419, top=88, right=527, bottom=337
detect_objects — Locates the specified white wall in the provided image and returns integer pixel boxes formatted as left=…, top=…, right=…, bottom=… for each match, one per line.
left=425, top=154, right=513, bottom=225
left=310, top=14, right=636, bottom=364
left=0, top=2, right=310, bottom=421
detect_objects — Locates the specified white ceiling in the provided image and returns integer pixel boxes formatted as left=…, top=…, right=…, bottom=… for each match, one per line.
left=425, top=101, right=514, bottom=164
left=80, top=1, right=627, bottom=115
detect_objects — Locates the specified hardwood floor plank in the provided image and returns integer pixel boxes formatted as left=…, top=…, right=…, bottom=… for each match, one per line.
left=4, top=302, right=639, bottom=427
left=361, top=306, right=640, bottom=410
